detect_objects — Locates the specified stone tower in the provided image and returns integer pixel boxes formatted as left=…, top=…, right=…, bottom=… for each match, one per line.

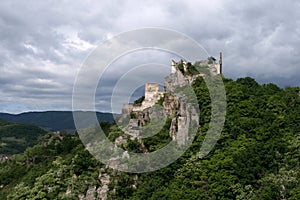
left=145, top=83, right=161, bottom=102
left=219, top=52, right=222, bottom=74
left=171, top=60, right=177, bottom=73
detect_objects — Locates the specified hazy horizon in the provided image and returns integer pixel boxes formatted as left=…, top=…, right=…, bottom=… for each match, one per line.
left=1, top=1, right=299, bottom=114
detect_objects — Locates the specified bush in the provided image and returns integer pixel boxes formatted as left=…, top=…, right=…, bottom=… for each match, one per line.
left=133, top=96, right=145, bottom=106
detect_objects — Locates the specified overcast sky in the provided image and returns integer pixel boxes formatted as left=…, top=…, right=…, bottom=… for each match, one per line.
left=0, top=0, right=299, bottom=114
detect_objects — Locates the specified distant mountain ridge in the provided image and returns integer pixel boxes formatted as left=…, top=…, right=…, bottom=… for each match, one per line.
left=0, top=111, right=117, bottom=131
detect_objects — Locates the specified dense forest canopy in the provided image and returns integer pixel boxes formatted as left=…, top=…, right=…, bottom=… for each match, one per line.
left=1, top=76, right=300, bottom=199
left=0, top=120, right=47, bottom=155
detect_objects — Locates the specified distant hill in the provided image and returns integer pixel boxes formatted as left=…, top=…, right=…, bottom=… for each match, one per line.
left=0, top=119, right=47, bottom=155
left=1, top=76, right=300, bottom=199
left=0, top=111, right=117, bottom=132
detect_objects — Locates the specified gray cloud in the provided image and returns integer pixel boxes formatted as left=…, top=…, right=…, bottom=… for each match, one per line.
left=0, top=0, right=299, bottom=113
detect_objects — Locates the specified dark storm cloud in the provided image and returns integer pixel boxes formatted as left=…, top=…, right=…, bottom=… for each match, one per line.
left=215, top=0, right=300, bottom=86
left=0, top=0, right=299, bottom=113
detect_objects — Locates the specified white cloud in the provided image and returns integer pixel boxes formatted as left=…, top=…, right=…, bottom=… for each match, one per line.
left=0, top=0, right=299, bottom=113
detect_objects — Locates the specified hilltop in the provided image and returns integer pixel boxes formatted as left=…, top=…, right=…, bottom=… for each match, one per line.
left=1, top=57, right=300, bottom=199
left=1, top=73, right=300, bottom=199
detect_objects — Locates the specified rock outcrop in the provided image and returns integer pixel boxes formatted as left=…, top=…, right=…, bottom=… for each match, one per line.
left=118, top=59, right=219, bottom=146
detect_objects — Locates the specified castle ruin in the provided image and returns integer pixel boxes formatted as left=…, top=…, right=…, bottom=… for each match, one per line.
left=118, top=56, right=222, bottom=145
left=132, top=83, right=164, bottom=112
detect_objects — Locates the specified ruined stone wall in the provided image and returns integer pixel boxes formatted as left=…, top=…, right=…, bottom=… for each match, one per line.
left=120, top=59, right=210, bottom=145
left=121, top=104, right=133, bottom=116
left=144, top=83, right=164, bottom=108
left=133, top=83, right=163, bottom=111
left=145, top=83, right=160, bottom=100
left=214, top=63, right=221, bottom=75
left=118, top=104, right=133, bottom=125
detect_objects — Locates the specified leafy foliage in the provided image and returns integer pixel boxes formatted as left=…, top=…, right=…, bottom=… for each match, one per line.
left=208, top=56, right=216, bottom=64
left=1, top=76, right=300, bottom=199
left=0, top=120, right=47, bottom=155
left=133, top=96, right=145, bottom=106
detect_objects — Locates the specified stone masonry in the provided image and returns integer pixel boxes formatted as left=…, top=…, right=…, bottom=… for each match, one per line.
left=118, top=57, right=221, bottom=145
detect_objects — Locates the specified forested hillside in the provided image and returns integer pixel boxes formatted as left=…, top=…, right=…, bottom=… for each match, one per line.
left=1, top=76, right=300, bottom=199
left=0, top=120, right=47, bottom=155
left=0, top=111, right=116, bottom=131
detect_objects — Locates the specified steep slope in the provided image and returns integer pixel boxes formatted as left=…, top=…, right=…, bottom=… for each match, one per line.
left=1, top=76, right=300, bottom=199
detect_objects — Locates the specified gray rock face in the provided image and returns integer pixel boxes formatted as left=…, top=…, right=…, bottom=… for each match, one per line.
left=78, top=59, right=218, bottom=200
left=97, top=173, right=110, bottom=200
left=163, top=93, right=179, bottom=117
left=85, top=186, right=96, bottom=200
left=164, top=71, right=187, bottom=92
left=117, top=59, right=216, bottom=150
left=97, top=185, right=109, bottom=200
